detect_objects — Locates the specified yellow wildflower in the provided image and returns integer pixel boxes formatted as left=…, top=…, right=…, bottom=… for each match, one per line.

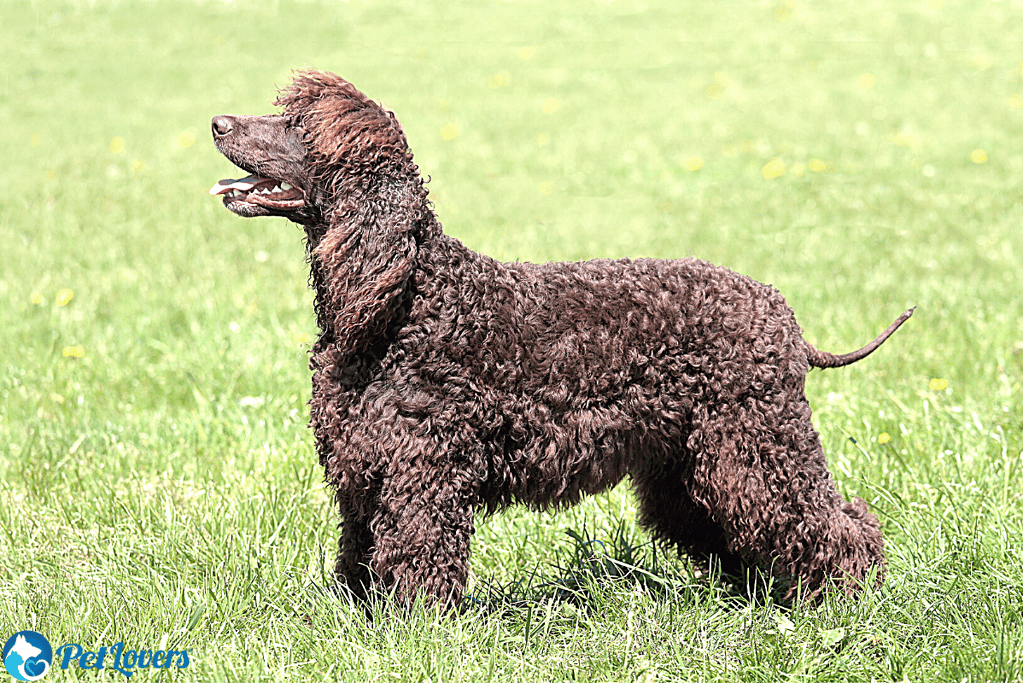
left=55, top=288, right=74, bottom=307
left=439, top=123, right=460, bottom=141
left=682, top=156, right=704, bottom=172
left=761, top=158, right=786, bottom=180
left=488, top=73, right=511, bottom=89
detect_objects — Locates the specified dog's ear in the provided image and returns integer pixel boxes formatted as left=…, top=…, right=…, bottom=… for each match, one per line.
left=310, top=202, right=418, bottom=356
left=281, top=69, right=429, bottom=355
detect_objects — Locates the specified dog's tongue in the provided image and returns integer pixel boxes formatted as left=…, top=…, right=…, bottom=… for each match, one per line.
left=208, top=174, right=266, bottom=196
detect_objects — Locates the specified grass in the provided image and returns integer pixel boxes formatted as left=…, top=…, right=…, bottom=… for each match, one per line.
left=2, top=0, right=1023, bottom=680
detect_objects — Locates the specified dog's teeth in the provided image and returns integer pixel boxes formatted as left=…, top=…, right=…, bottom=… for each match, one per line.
left=271, top=185, right=282, bottom=193
left=280, top=183, right=292, bottom=191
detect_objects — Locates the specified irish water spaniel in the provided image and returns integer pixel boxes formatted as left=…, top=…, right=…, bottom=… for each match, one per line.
left=209, top=70, right=912, bottom=607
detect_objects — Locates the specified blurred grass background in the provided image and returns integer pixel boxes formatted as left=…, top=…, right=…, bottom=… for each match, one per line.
left=2, top=0, right=1023, bottom=681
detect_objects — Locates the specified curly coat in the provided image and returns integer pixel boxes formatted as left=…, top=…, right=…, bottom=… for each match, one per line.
left=210, top=70, right=912, bottom=607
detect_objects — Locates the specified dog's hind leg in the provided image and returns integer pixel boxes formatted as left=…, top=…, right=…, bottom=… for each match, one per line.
left=685, top=393, right=885, bottom=600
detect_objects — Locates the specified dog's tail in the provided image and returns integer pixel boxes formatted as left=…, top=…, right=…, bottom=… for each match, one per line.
left=806, top=307, right=915, bottom=369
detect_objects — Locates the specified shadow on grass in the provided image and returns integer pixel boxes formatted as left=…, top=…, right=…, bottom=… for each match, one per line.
left=293, top=520, right=805, bottom=633
left=464, top=521, right=787, bottom=617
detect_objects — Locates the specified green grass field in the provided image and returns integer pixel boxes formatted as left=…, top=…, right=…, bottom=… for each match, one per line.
left=3, top=0, right=1023, bottom=680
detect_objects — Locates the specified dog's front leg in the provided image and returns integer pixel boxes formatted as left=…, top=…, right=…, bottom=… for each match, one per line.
left=367, top=436, right=482, bottom=609
left=333, top=500, right=375, bottom=602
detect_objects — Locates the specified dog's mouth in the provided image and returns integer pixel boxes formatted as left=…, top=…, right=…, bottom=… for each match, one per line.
left=208, top=173, right=305, bottom=212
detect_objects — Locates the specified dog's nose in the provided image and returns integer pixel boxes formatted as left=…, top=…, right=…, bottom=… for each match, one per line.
left=211, top=116, right=234, bottom=138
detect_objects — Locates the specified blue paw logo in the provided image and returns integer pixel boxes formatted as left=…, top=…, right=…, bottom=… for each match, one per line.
left=3, top=631, right=52, bottom=681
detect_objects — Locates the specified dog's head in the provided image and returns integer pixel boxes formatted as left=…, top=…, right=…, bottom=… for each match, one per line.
left=210, top=70, right=414, bottom=225
left=211, top=71, right=430, bottom=348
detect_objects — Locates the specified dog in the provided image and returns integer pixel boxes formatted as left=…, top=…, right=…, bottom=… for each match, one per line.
left=210, top=70, right=912, bottom=606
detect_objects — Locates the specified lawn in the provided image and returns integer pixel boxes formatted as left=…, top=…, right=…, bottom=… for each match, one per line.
left=2, top=0, right=1022, bottom=680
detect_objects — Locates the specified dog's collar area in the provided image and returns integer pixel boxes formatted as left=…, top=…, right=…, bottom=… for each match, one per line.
left=209, top=173, right=304, bottom=210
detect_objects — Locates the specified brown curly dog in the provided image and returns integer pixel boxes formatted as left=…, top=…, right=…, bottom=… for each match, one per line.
left=209, top=70, right=912, bottom=607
